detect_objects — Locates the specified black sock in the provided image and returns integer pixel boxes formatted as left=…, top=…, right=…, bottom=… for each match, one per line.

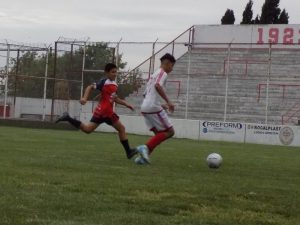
left=67, top=116, right=82, bottom=129
left=121, top=139, right=132, bottom=154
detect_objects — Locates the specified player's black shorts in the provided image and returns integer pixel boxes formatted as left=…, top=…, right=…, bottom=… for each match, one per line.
left=90, top=113, right=119, bottom=126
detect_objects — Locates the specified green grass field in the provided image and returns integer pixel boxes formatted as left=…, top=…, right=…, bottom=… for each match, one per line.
left=0, top=126, right=299, bottom=225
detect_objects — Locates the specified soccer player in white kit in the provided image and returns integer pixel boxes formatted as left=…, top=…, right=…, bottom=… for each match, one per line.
left=135, top=53, right=176, bottom=164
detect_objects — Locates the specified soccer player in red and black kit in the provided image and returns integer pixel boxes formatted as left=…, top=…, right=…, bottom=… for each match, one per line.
left=56, top=63, right=137, bottom=159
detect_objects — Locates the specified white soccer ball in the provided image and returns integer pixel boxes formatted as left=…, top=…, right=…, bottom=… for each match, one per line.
left=207, top=153, right=223, bottom=169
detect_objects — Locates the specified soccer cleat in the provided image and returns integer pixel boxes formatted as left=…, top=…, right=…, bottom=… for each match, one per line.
left=126, top=148, right=138, bottom=160
left=136, top=145, right=150, bottom=164
left=55, top=112, right=70, bottom=124
left=134, top=156, right=147, bottom=165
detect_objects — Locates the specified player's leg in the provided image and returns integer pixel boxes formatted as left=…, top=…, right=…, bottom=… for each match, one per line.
left=56, top=112, right=81, bottom=127
left=143, top=110, right=174, bottom=154
left=134, top=114, right=156, bottom=164
left=110, top=114, right=137, bottom=159
left=146, top=126, right=174, bottom=154
left=135, top=126, right=174, bottom=163
left=56, top=112, right=99, bottom=133
left=79, top=122, right=98, bottom=134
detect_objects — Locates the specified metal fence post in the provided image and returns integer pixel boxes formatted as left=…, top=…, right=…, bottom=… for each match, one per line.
left=80, top=42, right=87, bottom=98
left=224, top=43, right=232, bottom=122
left=265, top=43, right=272, bottom=124
left=150, top=38, right=158, bottom=76
left=185, top=43, right=192, bottom=119
left=42, top=47, right=50, bottom=121
left=4, top=43, right=10, bottom=119
left=50, top=41, right=58, bottom=122
left=171, top=41, right=175, bottom=55
left=13, top=49, right=20, bottom=107
left=115, top=38, right=122, bottom=68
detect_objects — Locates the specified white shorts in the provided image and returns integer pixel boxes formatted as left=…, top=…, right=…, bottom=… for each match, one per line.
left=142, top=110, right=173, bottom=132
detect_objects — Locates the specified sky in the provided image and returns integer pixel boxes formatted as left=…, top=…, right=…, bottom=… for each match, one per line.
left=0, top=0, right=299, bottom=43
left=0, top=0, right=299, bottom=68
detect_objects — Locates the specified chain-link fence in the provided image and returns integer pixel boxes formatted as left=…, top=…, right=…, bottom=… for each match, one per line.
left=0, top=39, right=116, bottom=121
left=0, top=41, right=50, bottom=120
left=2, top=30, right=300, bottom=125
left=115, top=27, right=300, bottom=126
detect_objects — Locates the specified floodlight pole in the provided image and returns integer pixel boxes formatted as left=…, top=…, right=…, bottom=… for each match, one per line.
left=265, top=43, right=272, bottom=124
left=42, top=47, right=50, bottom=121
left=224, top=42, right=232, bottom=122
left=3, top=43, right=10, bottom=119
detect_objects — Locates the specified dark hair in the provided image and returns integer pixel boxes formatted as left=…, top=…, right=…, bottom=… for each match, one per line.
left=160, top=53, right=176, bottom=63
left=104, top=63, right=117, bottom=73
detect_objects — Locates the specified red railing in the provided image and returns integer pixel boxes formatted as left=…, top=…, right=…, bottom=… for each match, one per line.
left=129, top=26, right=194, bottom=74
left=282, top=100, right=300, bottom=125
left=257, top=83, right=300, bottom=102
left=223, top=58, right=268, bottom=77
left=118, top=26, right=193, bottom=99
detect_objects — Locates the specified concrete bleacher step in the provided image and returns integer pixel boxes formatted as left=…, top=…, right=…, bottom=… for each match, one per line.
left=120, top=48, right=300, bottom=124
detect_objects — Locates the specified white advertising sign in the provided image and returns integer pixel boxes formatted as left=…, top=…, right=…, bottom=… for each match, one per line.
left=80, top=112, right=300, bottom=147
left=193, top=24, right=300, bottom=47
left=200, top=121, right=245, bottom=143
left=80, top=113, right=200, bottom=139
left=245, top=124, right=300, bottom=147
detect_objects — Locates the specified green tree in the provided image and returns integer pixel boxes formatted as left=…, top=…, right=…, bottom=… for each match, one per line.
left=241, top=0, right=254, bottom=24
left=222, top=0, right=290, bottom=25
left=221, top=9, right=235, bottom=25
left=260, top=0, right=281, bottom=24
left=276, top=9, right=289, bottom=24
left=8, top=43, right=137, bottom=100
left=9, top=51, right=47, bottom=98
left=253, top=15, right=260, bottom=24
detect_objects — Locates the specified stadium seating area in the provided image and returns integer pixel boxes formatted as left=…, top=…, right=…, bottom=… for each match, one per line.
left=117, top=47, right=300, bottom=125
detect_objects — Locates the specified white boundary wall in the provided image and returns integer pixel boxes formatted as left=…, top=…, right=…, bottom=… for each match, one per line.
left=193, top=24, right=300, bottom=48
left=80, top=113, right=300, bottom=147
left=5, top=97, right=94, bottom=119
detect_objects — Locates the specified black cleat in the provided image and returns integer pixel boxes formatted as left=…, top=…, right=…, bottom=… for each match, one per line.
left=127, top=148, right=138, bottom=159
left=55, top=112, right=70, bottom=124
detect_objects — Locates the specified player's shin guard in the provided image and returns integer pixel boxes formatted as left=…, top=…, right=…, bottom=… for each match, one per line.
left=146, top=132, right=168, bottom=154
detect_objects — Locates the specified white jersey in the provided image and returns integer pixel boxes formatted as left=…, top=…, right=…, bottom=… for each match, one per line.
left=141, top=68, right=168, bottom=113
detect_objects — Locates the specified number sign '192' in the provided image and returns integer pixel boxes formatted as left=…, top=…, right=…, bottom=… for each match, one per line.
left=257, top=27, right=300, bottom=45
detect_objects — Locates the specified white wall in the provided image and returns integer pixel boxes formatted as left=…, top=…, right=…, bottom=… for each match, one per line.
left=12, top=97, right=96, bottom=119
left=80, top=113, right=300, bottom=147
left=80, top=113, right=201, bottom=139
left=14, top=97, right=47, bottom=118
left=193, top=25, right=300, bottom=48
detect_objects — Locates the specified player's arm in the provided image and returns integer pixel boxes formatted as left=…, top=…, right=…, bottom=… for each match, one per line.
left=155, top=83, right=174, bottom=113
left=114, top=97, right=135, bottom=111
left=80, top=84, right=95, bottom=105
